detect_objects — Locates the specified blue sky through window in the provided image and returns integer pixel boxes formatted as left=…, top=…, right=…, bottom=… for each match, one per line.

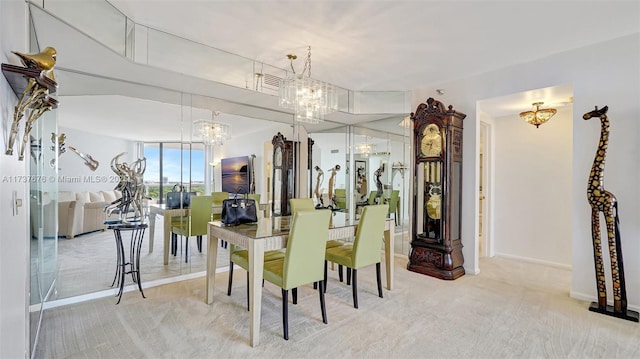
left=144, top=145, right=204, bottom=183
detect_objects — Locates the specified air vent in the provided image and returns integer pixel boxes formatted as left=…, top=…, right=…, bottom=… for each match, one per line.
left=331, top=149, right=339, bottom=154
left=263, top=73, right=281, bottom=88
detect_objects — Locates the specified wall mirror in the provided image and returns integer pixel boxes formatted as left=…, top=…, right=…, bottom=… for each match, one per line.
left=44, top=70, right=302, bottom=301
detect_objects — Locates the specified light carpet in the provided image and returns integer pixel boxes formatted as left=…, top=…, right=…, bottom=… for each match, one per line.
left=34, top=256, right=640, bottom=358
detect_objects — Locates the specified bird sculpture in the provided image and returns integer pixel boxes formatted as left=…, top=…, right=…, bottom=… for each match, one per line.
left=12, top=47, right=57, bottom=71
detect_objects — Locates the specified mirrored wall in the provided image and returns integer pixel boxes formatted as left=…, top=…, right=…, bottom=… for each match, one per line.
left=34, top=69, right=409, bottom=305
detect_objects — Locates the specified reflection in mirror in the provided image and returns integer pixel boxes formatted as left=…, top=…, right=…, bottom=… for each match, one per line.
left=50, top=71, right=298, bottom=301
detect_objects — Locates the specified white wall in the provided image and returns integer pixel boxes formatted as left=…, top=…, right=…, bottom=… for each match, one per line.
left=412, top=33, right=640, bottom=308
left=0, top=1, right=29, bottom=358
left=492, top=107, right=572, bottom=267
left=57, top=126, right=136, bottom=192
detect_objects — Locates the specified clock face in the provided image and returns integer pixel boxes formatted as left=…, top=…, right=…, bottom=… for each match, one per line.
left=274, top=147, right=282, bottom=166
left=421, top=124, right=442, bottom=157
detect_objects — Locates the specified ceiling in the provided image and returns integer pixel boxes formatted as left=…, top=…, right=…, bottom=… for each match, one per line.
left=108, top=1, right=639, bottom=92
left=41, top=1, right=639, bottom=140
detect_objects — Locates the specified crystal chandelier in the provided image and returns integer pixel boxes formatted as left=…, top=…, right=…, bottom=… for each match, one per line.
left=519, top=102, right=557, bottom=128
left=193, top=111, right=231, bottom=145
left=355, top=137, right=374, bottom=157
left=278, top=46, right=338, bottom=124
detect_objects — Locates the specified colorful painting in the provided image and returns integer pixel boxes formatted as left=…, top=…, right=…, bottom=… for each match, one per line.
left=221, top=156, right=250, bottom=194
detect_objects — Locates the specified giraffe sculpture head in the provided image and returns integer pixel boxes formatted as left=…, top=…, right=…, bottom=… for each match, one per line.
left=583, top=105, right=608, bottom=120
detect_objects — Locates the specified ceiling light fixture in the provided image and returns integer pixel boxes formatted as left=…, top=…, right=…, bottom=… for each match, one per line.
left=278, top=46, right=338, bottom=124
left=193, top=111, right=231, bottom=145
left=520, top=102, right=557, bottom=128
left=355, top=137, right=374, bottom=157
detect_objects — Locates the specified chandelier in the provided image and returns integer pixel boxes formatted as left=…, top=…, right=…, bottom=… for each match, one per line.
left=278, top=46, right=338, bottom=124
left=193, top=111, right=231, bottom=145
left=355, top=138, right=374, bottom=157
left=519, top=102, right=557, bottom=128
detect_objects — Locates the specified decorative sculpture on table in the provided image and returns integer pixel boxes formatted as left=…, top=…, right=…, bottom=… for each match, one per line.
left=105, top=152, right=148, bottom=224
left=327, top=164, right=341, bottom=208
left=2, top=47, right=58, bottom=159
left=373, top=162, right=386, bottom=204
left=313, top=165, right=325, bottom=208
left=249, top=154, right=256, bottom=194
left=355, top=161, right=368, bottom=202
left=583, top=105, right=638, bottom=322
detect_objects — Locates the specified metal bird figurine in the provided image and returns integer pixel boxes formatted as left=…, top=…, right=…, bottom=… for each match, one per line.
left=12, top=46, right=57, bottom=71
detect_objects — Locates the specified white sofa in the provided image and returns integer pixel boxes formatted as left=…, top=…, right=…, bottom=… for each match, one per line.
left=58, top=190, right=122, bottom=238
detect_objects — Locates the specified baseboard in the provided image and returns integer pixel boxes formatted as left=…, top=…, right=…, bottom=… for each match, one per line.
left=570, top=290, right=640, bottom=312
left=37, top=266, right=231, bottom=311
left=495, top=252, right=572, bottom=270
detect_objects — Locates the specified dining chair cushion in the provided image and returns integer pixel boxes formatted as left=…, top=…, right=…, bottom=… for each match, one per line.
left=325, top=204, right=387, bottom=269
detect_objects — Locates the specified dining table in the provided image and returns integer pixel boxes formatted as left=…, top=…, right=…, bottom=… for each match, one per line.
left=206, top=213, right=394, bottom=347
left=148, top=203, right=271, bottom=265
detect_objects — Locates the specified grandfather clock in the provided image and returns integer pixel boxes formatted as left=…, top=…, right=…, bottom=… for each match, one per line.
left=407, top=98, right=466, bottom=280
left=272, top=132, right=294, bottom=216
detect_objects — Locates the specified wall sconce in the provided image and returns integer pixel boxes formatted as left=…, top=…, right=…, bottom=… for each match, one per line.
left=520, top=102, right=557, bottom=128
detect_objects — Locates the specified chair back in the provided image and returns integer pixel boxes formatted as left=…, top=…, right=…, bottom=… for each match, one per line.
left=289, top=198, right=315, bottom=214
left=367, top=191, right=378, bottom=205
left=282, top=210, right=331, bottom=289
left=352, top=204, right=388, bottom=268
left=247, top=193, right=261, bottom=204
left=334, top=189, right=347, bottom=209
left=385, top=190, right=400, bottom=215
left=188, top=195, right=213, bottom=236
left=212, top=192, right=229, bottom=205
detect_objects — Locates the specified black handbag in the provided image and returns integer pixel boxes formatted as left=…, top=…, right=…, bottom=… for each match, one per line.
left=166, top=184, right=192, bottom=209
left=221, top=197, right=258, bottom=225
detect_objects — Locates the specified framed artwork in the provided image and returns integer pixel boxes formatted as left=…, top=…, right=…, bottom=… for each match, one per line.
left=355, top=159, right=368, bottom=201
left=221, top=156, right=250, bottom=194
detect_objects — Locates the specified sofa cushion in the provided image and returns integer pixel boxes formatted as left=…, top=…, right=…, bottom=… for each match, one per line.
left=76, top=191, right=90, bottom=203
left=58, top=191, right=75, bottom=202
left=89, top=192, right=105, bottom=203
left=101, top=190, right=117, bottom=203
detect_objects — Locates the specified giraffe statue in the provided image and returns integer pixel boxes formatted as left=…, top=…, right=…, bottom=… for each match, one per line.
left=583, top=105, right=638, bottom=321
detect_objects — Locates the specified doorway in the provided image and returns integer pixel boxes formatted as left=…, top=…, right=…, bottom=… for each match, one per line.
left=478, top=122, right=490, bottom=258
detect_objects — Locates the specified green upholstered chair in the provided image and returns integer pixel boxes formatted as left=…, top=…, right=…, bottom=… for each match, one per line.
left=385, top=190, right=400, bottom=225
left=211, top=191, right=229, bottom=220
left=290, top=198, right=345, bottom=284
left=262, top=210, right=331, bottom=340
left=171, top=195, right=213, bottom=263
left=367, top=190, right=378, bottom=205
left=324, top=204, right=387, bottom=308
left=212, top=192, right=229, bottom=247
left=334, top=189, right=347, bottom=210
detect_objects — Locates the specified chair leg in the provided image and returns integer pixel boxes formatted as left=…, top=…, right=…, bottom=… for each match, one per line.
left=376, top=262, right=383, bottom=298
left=338, top=264, right=343, bottom=282
left=323, top=260, right=328, bottom=293
left=227, top=262, right=234, bottom=296
left=197, top=235, right=202, bottom=252
left=352, top=269, right=358, bottom=309
left=246, top=272, right=249, bottom=311
left=184, top=237, right=189, bottom=263
left=292, top=288, right=297, bottom=305
left=282, top=289, right=289, bottom=340
left=346, top=268, right=352, bottom=285
left=318, top=281, right=328, bottom=324
left=171, top=233, right=177, bottom=256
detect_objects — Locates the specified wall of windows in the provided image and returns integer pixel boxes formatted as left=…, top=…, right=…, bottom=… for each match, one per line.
left=144, top=142, right=206, bottom=203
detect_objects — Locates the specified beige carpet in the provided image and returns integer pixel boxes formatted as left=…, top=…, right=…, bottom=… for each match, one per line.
left=54, top=217, right=410, bottom=300
left=34, top=256, right=640, bottom=358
